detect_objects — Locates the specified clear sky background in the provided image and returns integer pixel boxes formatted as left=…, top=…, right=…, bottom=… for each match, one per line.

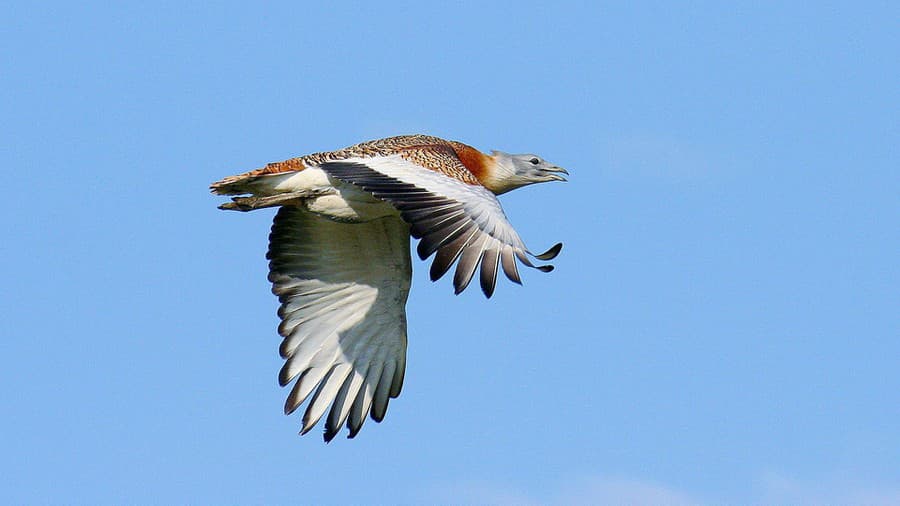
left=2, top=2, right=897, bottom=505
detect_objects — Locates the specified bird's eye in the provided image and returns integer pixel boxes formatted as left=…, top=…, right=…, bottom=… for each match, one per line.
left=529, top=157, right=540, bottom=165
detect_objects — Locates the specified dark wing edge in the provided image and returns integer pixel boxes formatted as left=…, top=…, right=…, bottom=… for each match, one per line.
left=318, top=159, right=561, bottom=298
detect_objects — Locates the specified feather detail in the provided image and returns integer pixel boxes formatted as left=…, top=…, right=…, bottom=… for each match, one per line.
left=210, top=135, right=490, bottom=195
left=449, top=141, right=494, bottom=185
left=268, top=207, right=410, bottom=439
left=318, top=157, right=559, bottom=297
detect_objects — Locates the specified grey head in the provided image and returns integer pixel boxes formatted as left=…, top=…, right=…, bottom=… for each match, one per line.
left=487, top=151, right=568, bottom=195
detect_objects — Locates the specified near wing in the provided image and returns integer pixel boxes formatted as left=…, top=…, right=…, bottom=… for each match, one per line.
left=319, top=155, right=561, bottom=298
left=267, top=207, right=410, bottom=442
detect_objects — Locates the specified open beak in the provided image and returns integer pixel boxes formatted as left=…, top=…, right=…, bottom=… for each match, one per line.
left=543, top=165, right=569, bottom=182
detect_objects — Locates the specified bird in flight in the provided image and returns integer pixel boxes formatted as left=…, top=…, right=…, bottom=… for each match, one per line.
left=211, top=134, right=566, bottom=441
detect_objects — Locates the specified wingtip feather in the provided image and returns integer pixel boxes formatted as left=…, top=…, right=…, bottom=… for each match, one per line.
left=534, top=242, right=563, bottom=261
left=479, top=248, right=500, bottom=298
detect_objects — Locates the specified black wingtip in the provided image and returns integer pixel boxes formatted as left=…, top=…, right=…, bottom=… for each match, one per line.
left=453, top=268, right=475, bottom=295
left=323, top=428, right=337, bottom=443
left=370, top=397, right=390, bottom=423
left=284, top=384, right=303, bottom=415
left=278, top=363, right=293, bottom=387
left=480, top=270, right=497, bottom=298
left=534, top=242, right=563, bottom=261
left=536, top=265, right=554, bottom=273
left=416, top=240, right=431, bottom=260
left=430, top=255, right=454, bottom=282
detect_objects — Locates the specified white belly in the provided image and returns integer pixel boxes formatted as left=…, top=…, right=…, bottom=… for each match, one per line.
left=266, top=167, right=398, bottom=223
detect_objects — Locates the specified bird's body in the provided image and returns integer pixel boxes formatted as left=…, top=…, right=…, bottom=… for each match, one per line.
left=212, top=135, right=529, bottom=221
left=211, top=135, right=566, bottom=441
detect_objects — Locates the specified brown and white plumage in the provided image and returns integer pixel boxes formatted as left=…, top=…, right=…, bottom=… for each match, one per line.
left=211, top=134, right=566, bottom=441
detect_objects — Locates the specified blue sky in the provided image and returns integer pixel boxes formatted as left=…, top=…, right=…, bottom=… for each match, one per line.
left=2, top=1, right=897, bottom=504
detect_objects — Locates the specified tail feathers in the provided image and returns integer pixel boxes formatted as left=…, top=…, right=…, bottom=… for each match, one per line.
left=210, top=158, right=308, bottom=195
left=210, top=174, right=257, bottom=195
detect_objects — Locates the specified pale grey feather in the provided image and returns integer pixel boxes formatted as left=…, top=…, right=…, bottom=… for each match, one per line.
left=267, top=207, right=410, bottom=440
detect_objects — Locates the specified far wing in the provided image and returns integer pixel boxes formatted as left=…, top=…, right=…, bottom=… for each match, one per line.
left=267, top=207, right=410, bottom=442
left=319, top=155, right=561, bottom=298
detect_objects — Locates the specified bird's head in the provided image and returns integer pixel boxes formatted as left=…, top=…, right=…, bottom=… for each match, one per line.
left=483, top=151, right=568, bottom=195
